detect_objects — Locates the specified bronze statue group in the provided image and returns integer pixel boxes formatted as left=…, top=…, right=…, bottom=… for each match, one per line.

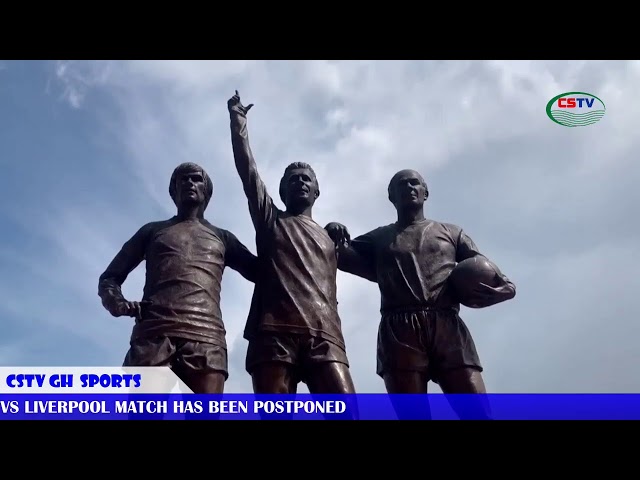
left=98, top=91, right=516, bottom=417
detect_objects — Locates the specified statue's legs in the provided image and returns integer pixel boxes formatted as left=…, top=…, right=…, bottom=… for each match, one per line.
left=247, top=332, right=357, bottom=419
left=306, top=361, right=355, bottom=394
left=377, top=309, right=491, bottom=419
left=250, top=362, right=298, bottom=394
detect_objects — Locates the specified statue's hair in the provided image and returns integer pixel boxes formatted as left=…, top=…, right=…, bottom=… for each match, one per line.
left=387, top=170, right=428, bottom=203
left=278, top=162, right=319, bottom=204
left=169, top=162, right=214, bottom=210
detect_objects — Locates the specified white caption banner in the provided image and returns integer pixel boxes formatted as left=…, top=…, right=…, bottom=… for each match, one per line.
left=0, top=367, right=194, bottom=394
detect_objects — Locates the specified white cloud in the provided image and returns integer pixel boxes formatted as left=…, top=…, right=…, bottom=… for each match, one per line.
left=40, top=60, right=640, bottom=394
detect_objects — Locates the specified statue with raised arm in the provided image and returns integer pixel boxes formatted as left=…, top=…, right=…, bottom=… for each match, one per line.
left=227, top=90, right=356, bottom=395
left=326, top=169, right=515, bottom=412
left=98, top=162, right=257, bottom=394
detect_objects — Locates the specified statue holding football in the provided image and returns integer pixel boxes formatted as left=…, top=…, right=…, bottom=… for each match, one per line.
left=326, top=168, right=516, bottom=410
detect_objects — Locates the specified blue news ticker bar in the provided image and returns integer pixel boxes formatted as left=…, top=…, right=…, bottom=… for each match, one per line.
left=1, top=394, right=639, bottom=420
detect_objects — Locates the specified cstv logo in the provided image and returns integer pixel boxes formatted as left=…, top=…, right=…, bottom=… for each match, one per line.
left=546, top=92, right=606, bottom=127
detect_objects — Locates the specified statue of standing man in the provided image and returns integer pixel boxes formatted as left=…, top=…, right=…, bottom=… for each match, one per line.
left=98, top=162, right=257, bottom=394
left=327, top=169, right=516, bottom=418
left=227, top=91, right=356, bottom=395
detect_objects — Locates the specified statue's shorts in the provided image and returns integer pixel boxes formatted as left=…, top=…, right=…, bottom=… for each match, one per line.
left=246, top=332, right=349, bottom=384
left=376, top=307, right=483, bottom=384
left=124, top=336, right=228, bottom=380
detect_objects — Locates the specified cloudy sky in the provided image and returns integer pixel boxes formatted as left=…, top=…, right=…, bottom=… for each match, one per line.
left=0, top=60, right=638, bottom=394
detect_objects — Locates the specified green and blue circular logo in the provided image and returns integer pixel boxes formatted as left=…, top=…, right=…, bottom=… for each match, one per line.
left=546, top=91, right=606, bottom=127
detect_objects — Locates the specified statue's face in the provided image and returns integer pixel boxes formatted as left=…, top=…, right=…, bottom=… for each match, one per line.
left=283, top=168, right=318, bottom=209
left=176, top=169, right=207, bottom=207
left=390, top=169, right=427, bottom=209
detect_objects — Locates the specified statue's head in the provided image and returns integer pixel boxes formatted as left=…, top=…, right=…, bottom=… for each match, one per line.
left=169, top=162, right=214, bottom=212
left=278, top=162, right=320, bottom=211
left=388, top=169, right=428, bottom=210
